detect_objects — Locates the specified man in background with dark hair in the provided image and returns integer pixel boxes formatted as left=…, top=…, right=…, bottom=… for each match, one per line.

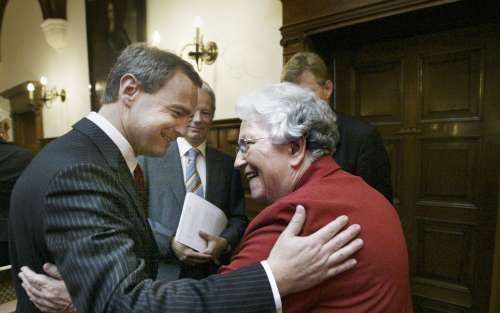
left=282, top=52, right=393, bottom=203
left=10, top=44, right=362, bottom=313
left=0, top=113, right=32, bottom=266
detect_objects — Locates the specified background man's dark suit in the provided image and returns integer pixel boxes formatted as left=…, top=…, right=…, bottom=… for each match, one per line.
left=139, top=141, right=247, bottom=281
left=9, top=118, right=274, bottom=313
left=0, top=139, right=32, bottom=266
left=334, top=112, right=393, bottom=202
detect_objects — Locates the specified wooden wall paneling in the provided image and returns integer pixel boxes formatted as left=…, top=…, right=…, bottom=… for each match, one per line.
left=419, top=49, right=482, bottom=122
left=354, top=61, right=402, bottom=123
left=207, top=118, right=240, bottom=154
left=383, top=138, right=402, bottom=206
left=281, top=0, right=460, bottom=53
left=413, top=218, right=474, bottom=307
left=478, top=27, right=500, bottom=313
left=0, top=81, right=44, bottom=153
left=490, top=168, right=500, bottom=313
left=307, top=20, right=500, bottom=311
left=414, top=27, right=498, bottom=312
left=417, top=139, right=479, bottom=204
left=0, top=0, right=8, bottom=61
left=282, top=0, right=500, bottom=311
left=487, top=30, right=500, bottom=313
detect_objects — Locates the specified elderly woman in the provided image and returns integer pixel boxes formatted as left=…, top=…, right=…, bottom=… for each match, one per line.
left=218, top=82, right=412, bottom=313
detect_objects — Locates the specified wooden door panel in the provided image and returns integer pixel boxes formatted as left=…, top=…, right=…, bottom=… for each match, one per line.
left=419, top=49, right=483, bottom=122
left=385, top=139, right=403, bottom=206
left=414, top=219, right=475, bottom=307
left=417, top=138, right=479, bottom=204
left=415, top=300, right=468, bottom=313
left=353, top=61, right=403, bottom=124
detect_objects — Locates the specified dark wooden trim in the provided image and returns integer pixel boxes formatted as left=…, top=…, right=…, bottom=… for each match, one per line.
left=282, top=0, right=458, bottom=36
left=281, top=0, right=459, bottom=50
left=491, top=167, right=500, bottom=313
left=211, top=118, right=241, bottom=129
left=0, top=81, right=42, bottom=114
left=37, top=0, right=66, bottom=20
left=0, top=0, right=8, bottom=62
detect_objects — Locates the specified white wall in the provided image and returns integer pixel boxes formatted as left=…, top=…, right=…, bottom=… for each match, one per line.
left=0, top=0, right=90, bottom=138
left=147, top=0, right=283, bottom=120
left=0, top=0, right=282, bottom=138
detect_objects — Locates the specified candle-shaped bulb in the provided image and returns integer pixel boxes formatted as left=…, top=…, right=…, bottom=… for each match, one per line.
left=27, top=82, right=35, bottom=101
left=152, top=31, right=161, bottom=46
left=194, top=16, right=202, bottom=46
left=194, top=16, right=203, bottom=28
left=40, top=76, right=48, bottom=86
left=27, top=83, right=35, bottom=92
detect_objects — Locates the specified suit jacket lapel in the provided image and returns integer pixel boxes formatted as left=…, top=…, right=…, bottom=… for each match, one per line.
left=72, top=118, right=148, bottom=226
left=73, top=118, right=159, bottom=275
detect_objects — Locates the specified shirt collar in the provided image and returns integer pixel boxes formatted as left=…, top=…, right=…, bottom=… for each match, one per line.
left=177, top=137, right=206, bottom=157
left=86, top=112, right=137, bottom=174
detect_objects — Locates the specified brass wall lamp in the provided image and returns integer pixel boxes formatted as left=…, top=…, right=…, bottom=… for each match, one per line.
left=26, top=76, right=66, bottom=107
left=182, top=16, right=218, bottom=71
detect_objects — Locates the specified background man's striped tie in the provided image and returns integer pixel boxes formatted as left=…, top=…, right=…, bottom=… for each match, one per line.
left=185, top=148, right=204, bottom=197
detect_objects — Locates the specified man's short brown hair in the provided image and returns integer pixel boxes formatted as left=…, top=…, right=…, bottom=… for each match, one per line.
left=281, top=52, right=330, bottom=84
left=102, top=43, right=202, bottom=104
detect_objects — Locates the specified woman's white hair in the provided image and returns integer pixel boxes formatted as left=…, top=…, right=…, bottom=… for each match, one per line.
left=236, top=82, right=339, bottom=160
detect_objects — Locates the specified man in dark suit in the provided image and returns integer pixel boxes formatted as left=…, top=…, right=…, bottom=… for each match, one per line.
left=139, top=81, right=247, bottom=281
left=10, top=44, right=363, bottom=313
left=0, top=114, right=32, bottom=266
left=281, top=52, right=393, bottom=203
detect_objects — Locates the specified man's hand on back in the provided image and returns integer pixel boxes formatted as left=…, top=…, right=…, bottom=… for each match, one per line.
left=267, top=205, right=363, bottom=296
left=18, top=263, right=76, bottom=313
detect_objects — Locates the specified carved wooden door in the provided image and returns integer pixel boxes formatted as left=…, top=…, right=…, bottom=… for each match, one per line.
left=331, top=23, right=500, bottom=312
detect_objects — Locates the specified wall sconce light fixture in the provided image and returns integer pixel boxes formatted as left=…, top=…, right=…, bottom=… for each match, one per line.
left=26, top=77, right=66, bottom=107
left=182, top=16, right=218, bottom=71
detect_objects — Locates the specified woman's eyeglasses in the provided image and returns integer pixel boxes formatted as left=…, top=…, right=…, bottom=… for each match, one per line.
left=235, top=137, right=267, bottom=154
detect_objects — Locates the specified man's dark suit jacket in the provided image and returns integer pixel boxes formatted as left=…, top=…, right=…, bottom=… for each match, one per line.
left=9, top=118, right=274, bottom=313
left=334, top=113, right=393, bottom=202
left=0, top=139, right=32, bottom=266
left=139, top=142, right=247, bottom=281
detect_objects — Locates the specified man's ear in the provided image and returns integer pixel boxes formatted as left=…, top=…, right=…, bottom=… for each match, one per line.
left=323, top=80, right=334, bottom=101
left=289, top=137, right=307, bottom=168
left=118, top=74, right=140, bottom=107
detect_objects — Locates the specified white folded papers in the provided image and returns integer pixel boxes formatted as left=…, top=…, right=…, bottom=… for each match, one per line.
left=175, top=192, right=228, bottom=252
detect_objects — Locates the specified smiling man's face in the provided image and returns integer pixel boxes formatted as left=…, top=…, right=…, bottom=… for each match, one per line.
left=125, top=70, right=197, bottom=156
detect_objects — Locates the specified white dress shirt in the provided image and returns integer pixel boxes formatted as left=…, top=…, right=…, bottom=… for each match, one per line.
left=86, top=112, right=137, bottom=174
